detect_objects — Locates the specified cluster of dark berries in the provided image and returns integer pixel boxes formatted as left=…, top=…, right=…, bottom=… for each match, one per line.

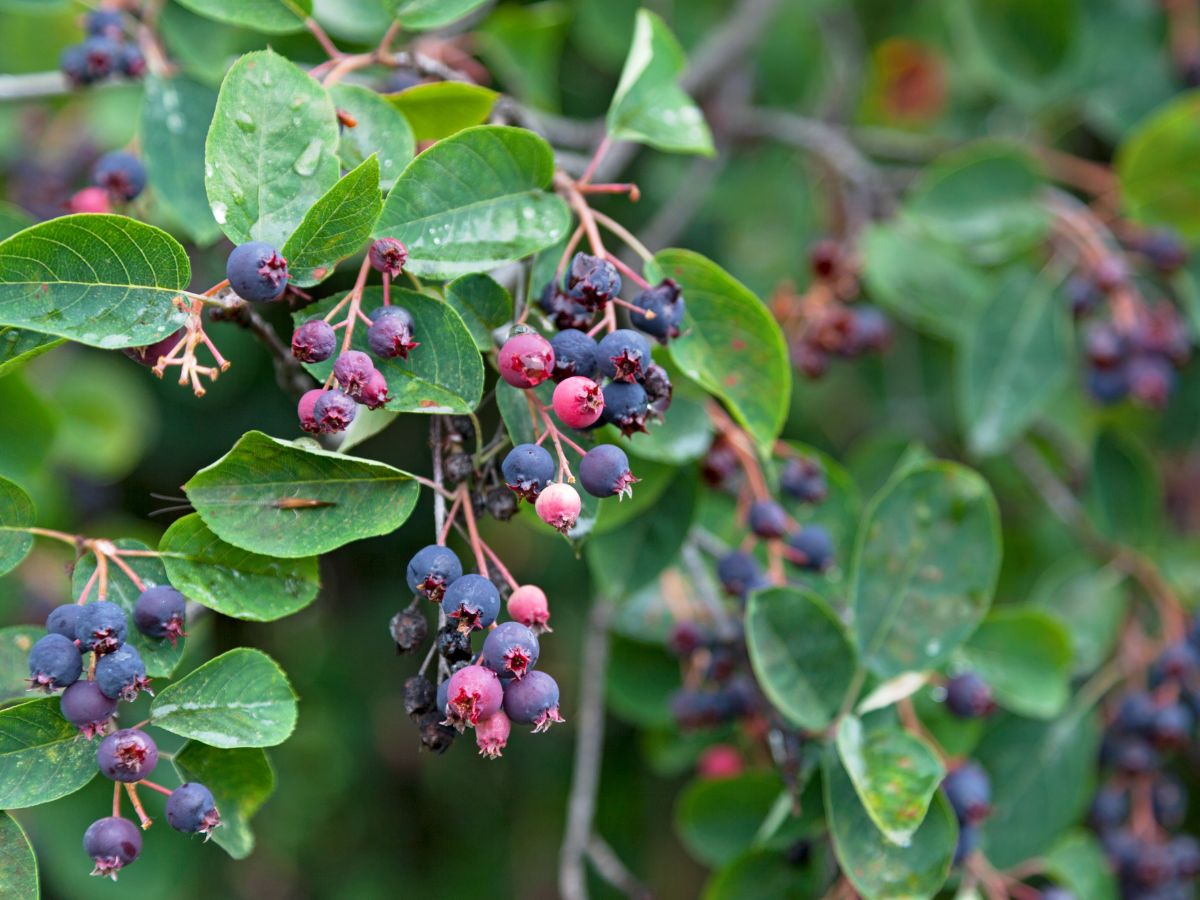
left=666, top=619, right=763, bottom=730
left=1082, top=306, right=1191, bottom=409
left=393, top=544, right=560, bottom=757
left=294, top=240, right=418, bottom=434
left=67, top=150, right=148, bottom=214
left=1088, top=628, right=1200, bottom=898
left=28, top=585, right=220, bottom=879
left=60, top=8, right=145, bottom=89
left=942, top=761, right=993, bottom=866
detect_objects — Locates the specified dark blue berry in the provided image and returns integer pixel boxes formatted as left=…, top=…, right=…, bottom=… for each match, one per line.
left=501, top=444, right=555, bottom=501
left=61, top=44, right=94, bottom=87
left=786, top=526, right=834, bottom=572
left=406, top=544, right=463, bottom=601
left=75, top=601, right=127, bottom=655
left=27, top=633, right=82, bottom=691
left=630, top=279, right=685, bottom=343
left=1089, top=784, right=1129, bottom=832
left=944, top=672, right=996, bottom=718
left=1150, top=702, right=1193, bottom=749
left=133, top=584, right=186, bottom=644
left=60, top=680, right=118, bottom=738
left=1153, top=775, right=1188, bottom=829
left=92, top=151, right=145, bottom=201
left=482, top=621, right=540, bottom=680
left=1128, top=354, right=1176, bottom=409
left=1154, top=641, right=1200, bottom=684
left=539, top=282, right=593, bottom=331
left=85, top=9, right=125, bottom=37
left=1065, top=275, right=1100, bottom=318
left=367, top=308, right=418, bottom=359
left=1087, top=365, right=1129, bottom=405
left=597, top=329, right=652, bottom=383
left=953, top=823, right=978, bottom=866
left=166, top=782, right=221, bottom=836
left=313, top=389, right=357, bottom=433
left=226, top=241, right=289, bottom=302
left=601, top=380, right=649, bottom=436
left=566, top=253, right=621, bottom=310
left=845, top=306, right=891, bottom=353
left=942, top=761, right=991, bottom=825
left=81, top=36, right=119, bottom=81
left=579, top=444, right=637, bottom=499
left=503, top=669, right=563, bottom=731
left=550, top=329, right=599, bottom=380
left=95, top=644, right=149, bottom=701
left=1139, top=229, right=1189, bottom=274
left=780, top=457, right=827, bottom=503
left=748, top=499, right=789, bottom=539
left=1171, top=835, right=1200, bottom=879
left=96, top=728, right=158, bottom=782
left=117, top=44, right=145, bottom=79
left=441, top=574, right=500, bottom=633
left=291, top=319, right=337, bottom=363
left=1114, top=736, right=1160, bottom=775
left=716, top=551, right=767, bottom=598
left=83, top=816, right=142, bottom=879
left=1116, top=692, right=1157, bottom=736
left=46, top=603, right=83, bottom=639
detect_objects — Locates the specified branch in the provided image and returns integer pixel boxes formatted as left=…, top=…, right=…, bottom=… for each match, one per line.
left=222, top=304, right=312, bottom=402
left=586, top=834, right=653, bottom=900
left=0, top=71, right=72, bottom=102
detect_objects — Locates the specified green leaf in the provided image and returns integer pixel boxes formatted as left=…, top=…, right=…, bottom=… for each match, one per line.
left=159, top=514, right=320, bottom=622
left=385, top=82, right=499, bottom=142
left=746, top=587, right=858, bottom=731
left=444, top=274, right=512, bottom=350
left=618, top=358, right=714, bottom=465
left=205, top=49, right=340, bottom=247
left=860, top=222, right=991, bottom=341
left=851, top=462, right=1002, bottom=679
left=1117, top=91, right=1200, bottom=239
left=836, top=716, right=945, bottom=847
left=151, top=648, right=298, bottom=748
left=141, top=75, right=222, bottom=245
left=173, top=741, right=275, bottom=859
left=1043, top=830, right=1119, bottom=900
left=956, top=609, right=1073, bottom=719
left=72, top=540, right=186, bottom=678
left=0, top=328, right=62, bottom=377
left=951, top=0, right=1078, bottom=93
left=586, top=469, right=698, bottom=598
left=375, top=125, right=570, bottom=279
left=337, top=406, right=401, bottom=453
left=906, top=144, right=1048, bottom=264
left=824, top=746, right=956, bottom=900
left=281, top=156, right=382, bottom=287
left=606, top=10, right=714, bottom=156
left=0, top=811, right=37, bottom=899
left=0, top=376, right=57, bottom=485
left=604, top=635, right=679, bottom=728
left=294, top=287, right=484, bottom=414
left=0, top=626, right=41, bottom=702
left=328, top=83, right=415, bottom=190
left=675, top=772, right=787, bottom=867
left=0, top=697, right=97, bottom=808
left=184, top=430, right=420, bottom=557
left=172, top=0, right=309, bottom=33
left=388, top=0, right=487, bottom=30
left=957, top=265, right=1072, bottom=457
left=978, top=710, right=1101, bottom=869
left=1030, top=558, right=1127, bottom=674
left=0, top=475, right=33, bottom=577
left=1085, top=429, right=1161, bottom=548
left=477, top=2, right=570, bottom=111
left=655, top=249, right=790, bottom=451
left=0, top=214, right=189, bottom=348
left=0, top=202, right=32, bottom=241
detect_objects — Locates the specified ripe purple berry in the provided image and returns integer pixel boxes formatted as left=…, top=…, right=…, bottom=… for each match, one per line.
left=553, top=376, right=605, bottom=429
left=92, top=151, right=146, bottom=201
left=499, top=331, right=556, bottom=388
left=61, top=44, right=94, bottom=88
left=579, top=444, right=638, bottom=499
left=291, top=319, right=337, bottom=363
left=501, top=443, right=555, bottom=501
left=226, top=241, right=289, bottom=302
left=748, top=499, right=789, bottom=539
left=297, top=389, right=323, bottom=434
left=944, top=672, right=996, bottom=718
left=406, top=544, right=463, bottom=601
left=444, top=664, right=503, bottom=728
left=535, top=482, right=581, bottom=534
left=630, top=279, right=685, bottom=343
left=96, top=728, right=158, bottom=782
left=313, top=389, right=357, bottom=433
left=27, top=633, right=83, bottom=692
left=1087, top=365, right=1129, bottom=405
left=46, top=603, right=83, bottom=639
left=367, top=306, right=419, bottom=359
left=95, top=644, right=150, bottom=701
left=80, top=36, right=120, bottom=81
left=166, top=782, right=221, bottom=837
left=83, top=816, right=142, bottom=880
left=601, top=380, right=650, bottom=436
left=133, top=584, right=186, bottom=645
left=332, top=350, right=376, bottom=398
left=482, top=621, right=540, bottom=681
left=942, top=761, right=992, bottom=825
left=60, top=680, right=119, bottom=738
left=780, top=457, right=827, bottom=503
left=550, top=329, right=599, bottom=380
left=86, top=9, right=125, bottom=38
left=503, top=669, right=565, bottom=732
left=359, top=369, right=391, bottom=409
left=597, top=329, right=652, bottom=383
left=476, top=710, right=511, bottom=758
left=75, top=601, right=127, bottom=655
left=539, top=282, right=594, bottom=331
left=566, top=253, right=621, bottom=309
left=117, top=44, right=145, bottom=79
left=1127, top=354, right=1176, bottom=409
left=716, top=551, right=767, bottom=598
left=368, top=237, right=408, bottom=276
left=441, top=574, right=501, bottom=633
left=786, top=525, right=834, bottom=572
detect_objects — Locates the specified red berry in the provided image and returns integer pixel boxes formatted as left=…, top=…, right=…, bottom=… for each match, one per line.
left=552, top=376, right=605, bottom=429
left=535, top=482, right=581, bottom=533
left=297, top=389, right=323, bottom=434
left=475, top=711, right=511, bottom=759
left=68, top=186, right=111, bottom=214
left=368, top=237, right=408, bottom=276
left=697, top=744, right=743, bottom=780
left=498, top=332, right=555, bottom=388
left=359, top=369, right=391, bottom=410
left=507, top=584, right=552, bottom=634
left=444, top=664, right=503, bottom=729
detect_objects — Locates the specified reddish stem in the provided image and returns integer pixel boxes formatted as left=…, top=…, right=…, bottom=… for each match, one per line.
left=138, top=780, right=174, bottom=798
left=438, top=493, right=463, bottom=546
left=107, top=552, right=146, bottom=592
left=458, top=485, right=489, bottom=577
left=124, top=783, right=152, bottom=830
left=579, top=136, right=612, bottom=186
left=604, top=253, right=651, bottom=291
left=113, top=783, right=121, bottom=817
left=478, top=539, right=520, bottom=591
left=77, top=566, right=100, bottom=606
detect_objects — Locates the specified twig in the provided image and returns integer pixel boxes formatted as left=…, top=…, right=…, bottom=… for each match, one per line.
left=586, top=834, right=653, bottom=900
left=431, top=418, right=449, bottom=681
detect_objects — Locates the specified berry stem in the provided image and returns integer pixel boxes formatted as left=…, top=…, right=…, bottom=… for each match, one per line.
left=603, top=255, right=651, bottom=292
left=137, top=780, right=174, bottom=797
left=338, top=255, right=375, bottom=356
left=113, top=783, right=121, bottom=818
left=382, top=272, right=391, bottom=307
left=76, top=566, right=100, bottom=606
left=438, top=492, right=463, bottom=546
left=23, top=526, right=81, bottom=546
left=106, top=551, right=147, bottom=592
left=591, top=210, right=654, bottom=262
left=409, top=474, right=458, bottom=501
left=202, top=279, right=231, bottom=298
left=303, top=15, right=343, bottom=60
left=707, top=402, right=771, bottom=501
left=95, top=551, right=110, bottom=601
left=457, top=484, right=490, bottom=577
left=579, top=182, right=641, bottom=201
left=530, top=397, right=576, bottom=482
left=430, top=418, right=451, bottom=683
left=555, top=172, right=606, bottom=257
left=123, top=783, right=153, bottom=830
left=476, top=536, right=520, bottom=591
left=578, top=136, right=612, bottom=186
left=111, top=549, right=163, bottom=558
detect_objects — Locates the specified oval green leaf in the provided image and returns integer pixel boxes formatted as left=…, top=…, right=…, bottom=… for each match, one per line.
left=0, top=811, right=37, bottom=899
left=0, top=697, right=97, bottom=809
left=1117, top=91, right=1200, bottom=239
left=0, top=328, right=63, bottom=378
left=385, top=81, right=499, bottom=142
left=173, top=740, right=275, bottom=859
left=281, top=156, right=382, bottom=287
left=0, top=626, right=41, bottom=702
left=184, top=430, right=420, bottom=557
left=0, top=475, right=33, bottom=576
left=151, top=648, right=298, bottom=748
left=173, top=0, right=309, bottom=34
left=955, top=608, right=1073, bottom=719
left=389, top=0, right=488, bottom=30
left=675, top=772, right=786, bottom=867
left=329, top=83, right=415, bottom=190
left=444, top=273, right=512, bottom=350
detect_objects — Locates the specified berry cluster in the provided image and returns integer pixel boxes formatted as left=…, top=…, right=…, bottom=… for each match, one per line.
left=1083, top=306, right=1191, bottom=409
left=392, top=543, right=561, bottom=757
left=1088, top=626, right=1200, bottom=898
left=942, top=760, right=993, bottom=866
left=60, top=8, right=145, bottom=90
left=67, top=151, right=148, bottom=215
left=28, top=585, right=220, bottom=880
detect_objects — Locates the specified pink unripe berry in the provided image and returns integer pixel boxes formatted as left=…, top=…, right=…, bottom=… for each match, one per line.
left=368, top=237, right=407, bottom=276
left=508, top=584, right=552, bottom=634
left=697, top=744, right=744, bottom=780
left=498, top=332, right=555, bottom=388
left=475, top=711, right=511, bottom=759
left=444, top=664, right=503, bottom=729
left=359, top=369, right=391, bottom=410
left=68, top=186, right=112, bottom=214
left=535, top=482, right=581, bottom=534
left=297, top=389, right=323, bottom=434
left=552, top=376, right=605, bottom=429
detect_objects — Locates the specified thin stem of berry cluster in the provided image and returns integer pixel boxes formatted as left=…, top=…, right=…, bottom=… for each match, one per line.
left=22, top=527, right=160, bottom=603
left=152, top=297, right=231, bottom=397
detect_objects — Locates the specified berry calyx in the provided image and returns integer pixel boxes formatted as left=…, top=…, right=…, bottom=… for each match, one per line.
left=368, top=237, right=408, bottom=276
left=579, top=444, right=638, bottom=499
left=367, top=306, right=419, bottom=360
left=83, top=816, right=142, bottom=880
left=482, top=621, right=540, bottom=681
left=226, top=241, right=289, bottom=303
left=332, top=350, right=376, bottom=398
left=535, top=482, right=581, bottom=533
left=566, top=253, right=621, bottom=309
left=313, top=389, right=357, bottom=433
left=406, top=544, right=463, bottom=602
left=552, top=376, right=605, bottom=430
left=133, top=584, right=186, bottom=645
left=27, top=633, right=83, bottom=692
left=95, top=644, right=151, bottom=701
left=440, top=574, right=501, bottom=633
left=597, top=329, right=652, bottom=383
left=291, top=319, right=337, bottom=363
left=550, top=329, right=599, bottom=380
left=503, top=670, right=564, bottom=732
left=501, top=443, right=555, bottom=501
left=630, top=279, right=685, bottom=343
left=507, top=584, right=552, bottom=634
left=75, top=601, right=128, bottom=655
left=475, top=711, right=511, bottom=759
left=60, top=680, right=119, bottom=738
left=944, top=672, right=996, bottom=719
left=166, top=782, right=221, bottom=838
left=499, top=331, right=556, bottom=389
left=92, top=151, right=146, bottom=201
left=443, top=664, right=503, bottom=729
left=96, top=728, right=158, bottom=782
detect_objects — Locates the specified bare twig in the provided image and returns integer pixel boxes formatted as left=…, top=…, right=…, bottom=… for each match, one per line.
left=226, top=304, right=312, bottom=401
left=586, top=834, right=653, bottom=900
